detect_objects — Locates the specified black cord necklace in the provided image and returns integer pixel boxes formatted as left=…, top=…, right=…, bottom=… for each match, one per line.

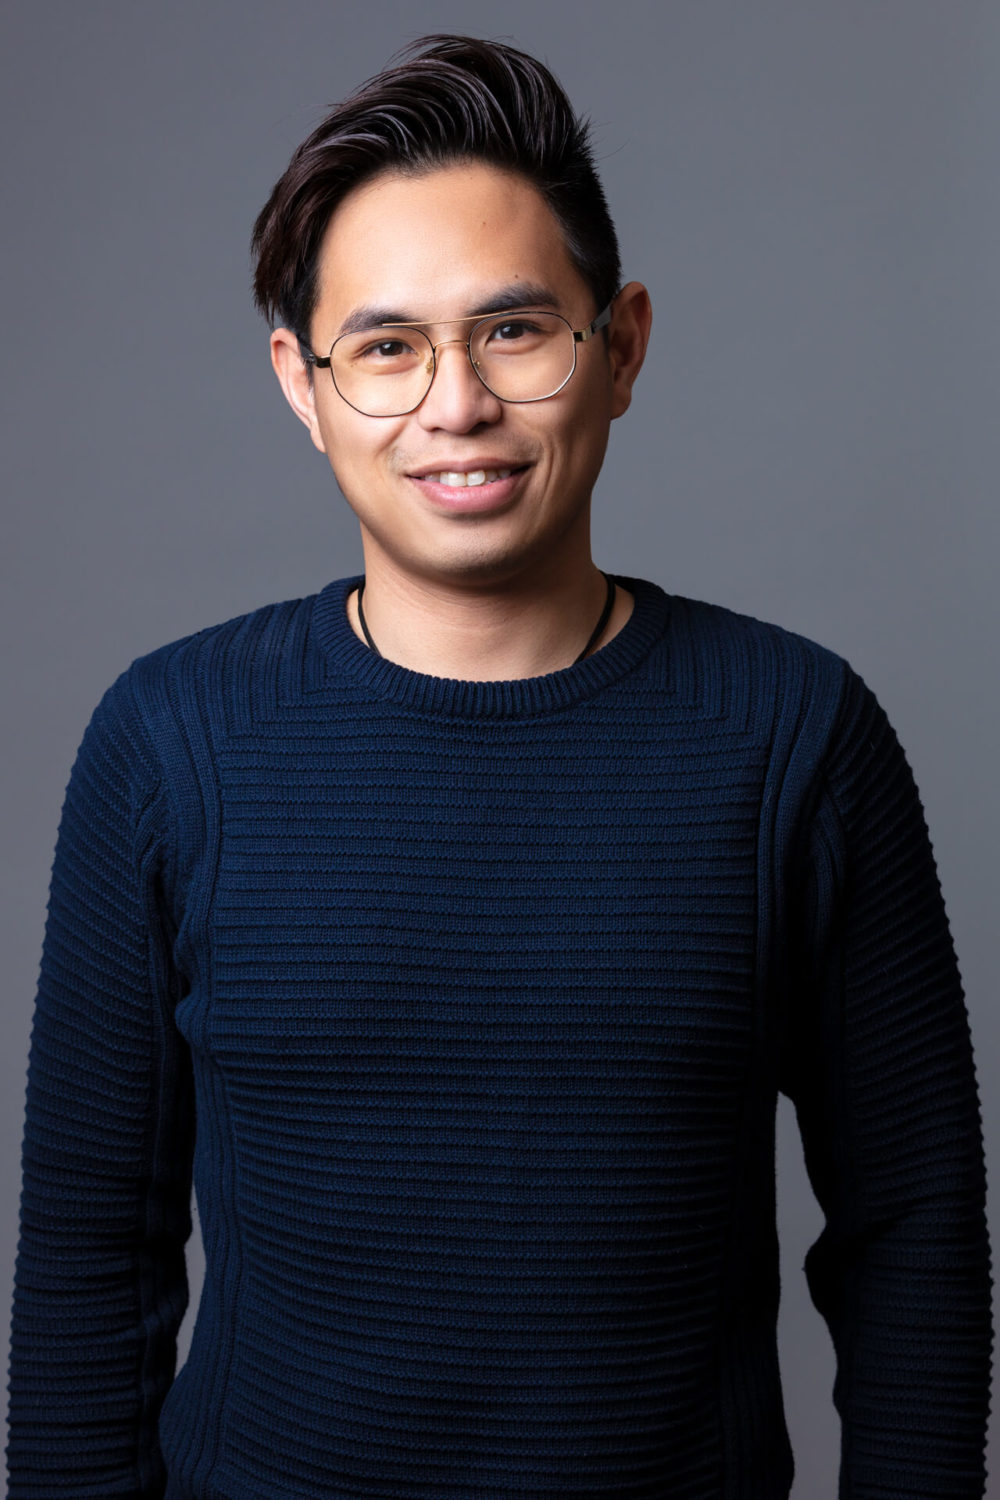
left=354, top=572, right=617, bottom=666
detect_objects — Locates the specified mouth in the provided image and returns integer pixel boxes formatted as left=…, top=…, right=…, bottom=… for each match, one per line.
left=421, top=467, right=511, bottom=487
left=408, top=463, right=527, bottom=487
left=406, top=463, right=530, bottom=513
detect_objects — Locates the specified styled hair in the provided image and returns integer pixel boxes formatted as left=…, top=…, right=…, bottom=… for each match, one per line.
left=250, top=34, right=621, bottom=347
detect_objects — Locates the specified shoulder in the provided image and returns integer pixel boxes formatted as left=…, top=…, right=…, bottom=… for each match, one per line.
left=669, top=591, right=915, bottom=801
left=63, top=588, right=330, bottom=887
left=625, top=581, right=905, bottom=810
left=664, top=590, right=849, bottom=680
left=637, top=583, right=867, bottom=734
left=101, top=587, right=324, bottom=723
left=125, top=589, right=318, bottom=695
left=76, top=587, right=329, bottom=790
left=643, top=588, right=926, bottom=861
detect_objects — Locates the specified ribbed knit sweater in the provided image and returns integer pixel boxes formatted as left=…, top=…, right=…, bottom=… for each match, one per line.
left=8, top=575, right=991, bottom=1499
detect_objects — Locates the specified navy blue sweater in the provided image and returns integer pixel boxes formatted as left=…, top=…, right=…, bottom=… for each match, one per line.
left=8, top=576, right=991, bottom=1497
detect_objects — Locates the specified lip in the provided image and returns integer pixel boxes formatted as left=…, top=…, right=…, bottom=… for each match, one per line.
left=407, top=462, right=530, bottom=514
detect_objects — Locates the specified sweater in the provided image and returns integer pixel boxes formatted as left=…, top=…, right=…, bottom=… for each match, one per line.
left=7, top=575, right=991, bottom=1499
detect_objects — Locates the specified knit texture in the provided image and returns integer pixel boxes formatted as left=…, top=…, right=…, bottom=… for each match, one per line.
left=8, top=576, right=991, bottom=1498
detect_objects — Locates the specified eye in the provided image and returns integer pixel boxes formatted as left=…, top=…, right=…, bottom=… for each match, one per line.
left=341, top=330, right=428, bottom=375
left=487, top=319, right=541, bottom=343
left=360, top=337, right=415, bottom=360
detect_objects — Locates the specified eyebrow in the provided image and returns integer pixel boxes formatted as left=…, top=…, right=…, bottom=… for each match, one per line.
left=337, top=282, right=562, bottom=337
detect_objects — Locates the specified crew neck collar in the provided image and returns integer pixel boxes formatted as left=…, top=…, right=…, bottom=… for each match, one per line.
left=311, top=574, right=670, bottom=720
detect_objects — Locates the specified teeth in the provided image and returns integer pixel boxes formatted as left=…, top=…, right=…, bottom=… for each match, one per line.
left=423, top=468, right=513, bottom=487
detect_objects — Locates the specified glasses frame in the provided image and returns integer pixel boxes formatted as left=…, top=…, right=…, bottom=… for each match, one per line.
left=298, top=301, right=614, bottom=418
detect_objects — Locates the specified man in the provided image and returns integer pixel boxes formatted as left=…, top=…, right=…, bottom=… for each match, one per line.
left=7, top=33, right=991, bottom=1499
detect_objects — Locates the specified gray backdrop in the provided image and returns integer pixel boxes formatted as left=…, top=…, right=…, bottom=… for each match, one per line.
left=3, top=2, right=997, bottom=1493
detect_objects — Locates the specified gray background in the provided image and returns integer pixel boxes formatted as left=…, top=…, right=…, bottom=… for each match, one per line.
left=2, top=2, right=997, bottom=1492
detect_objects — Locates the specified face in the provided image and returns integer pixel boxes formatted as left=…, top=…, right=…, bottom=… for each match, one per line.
left=272, top=162, right=649, bottom=592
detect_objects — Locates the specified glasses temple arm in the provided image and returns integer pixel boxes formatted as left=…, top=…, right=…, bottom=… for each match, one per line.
left=572, top=302, right=614, bottom=344
left=297, top=339, right=332, bottom=369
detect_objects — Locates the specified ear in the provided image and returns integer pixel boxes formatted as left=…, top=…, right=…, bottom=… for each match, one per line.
left=606, top=280, right=652, bottom=420
left=270, top=327, right=328, bottom=454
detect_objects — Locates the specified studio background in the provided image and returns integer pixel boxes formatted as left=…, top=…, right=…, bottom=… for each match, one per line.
left=2, top=2, right=997, bottom=1492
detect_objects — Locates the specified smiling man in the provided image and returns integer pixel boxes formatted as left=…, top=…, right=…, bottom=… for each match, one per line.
left=7, top=34, right=991, bottom=1500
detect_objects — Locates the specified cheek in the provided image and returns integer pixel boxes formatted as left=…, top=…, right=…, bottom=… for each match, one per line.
left=315, top=403, right=370, bottom=466
left=318, top=417, right=403, bottom=508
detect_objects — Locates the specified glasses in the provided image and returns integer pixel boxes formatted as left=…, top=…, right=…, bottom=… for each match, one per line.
left=299, top=302, right=614, bottom=417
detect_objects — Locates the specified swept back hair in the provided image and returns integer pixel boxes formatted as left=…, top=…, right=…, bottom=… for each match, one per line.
left=250, top=34, right=621, bottom=346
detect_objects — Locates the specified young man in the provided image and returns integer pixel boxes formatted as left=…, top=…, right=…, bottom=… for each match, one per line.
left=8, top=34, right=991, bottom=1500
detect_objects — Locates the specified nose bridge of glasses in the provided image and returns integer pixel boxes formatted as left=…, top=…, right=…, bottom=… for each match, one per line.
left=392, top=311, right=502, bottom=361
left=430, top=334, right=474, bottom=356
left=426, top=334, right=485, bottom=386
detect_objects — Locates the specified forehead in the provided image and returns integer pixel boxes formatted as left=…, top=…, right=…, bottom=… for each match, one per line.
left=313, top=162, right=589, bottom=330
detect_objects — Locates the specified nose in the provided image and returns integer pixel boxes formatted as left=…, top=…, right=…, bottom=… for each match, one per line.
left=415, top=337, right=503, bottom=432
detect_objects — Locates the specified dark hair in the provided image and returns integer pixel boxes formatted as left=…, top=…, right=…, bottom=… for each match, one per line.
left=250, top=34, right=621, bottom=346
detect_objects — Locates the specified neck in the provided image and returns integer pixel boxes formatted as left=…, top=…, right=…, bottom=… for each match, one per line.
left=347, top=553, right=633, bottom=681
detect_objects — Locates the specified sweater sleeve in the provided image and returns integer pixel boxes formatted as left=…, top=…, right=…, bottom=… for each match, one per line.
left=7, top=677, right=196, bottom=1499
left=781, top=672, right=992, bottom=1498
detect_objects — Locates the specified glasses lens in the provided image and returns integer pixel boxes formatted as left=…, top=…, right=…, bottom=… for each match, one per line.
left=331, top=326, right=435, bottom=416
left=472, top=312, right=575, bottom=402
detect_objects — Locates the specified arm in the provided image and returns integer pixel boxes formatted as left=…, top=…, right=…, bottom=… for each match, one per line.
left=7, top=679, right=195, bottom=1499
left=782, top=674, right=991, bottom=1497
